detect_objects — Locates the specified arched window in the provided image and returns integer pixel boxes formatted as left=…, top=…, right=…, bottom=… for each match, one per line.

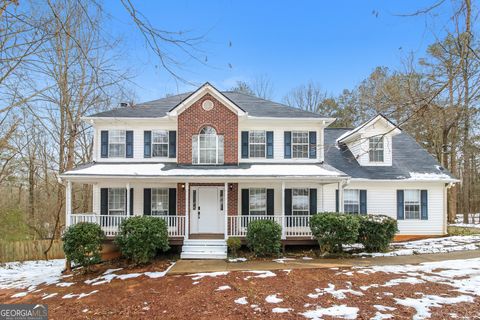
left=192, top=126, right=224, bottom=164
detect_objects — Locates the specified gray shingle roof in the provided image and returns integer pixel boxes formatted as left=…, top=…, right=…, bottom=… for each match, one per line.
left=324, top=128, right=456, bottom=180
left=88, top=91, right=325, bottom=119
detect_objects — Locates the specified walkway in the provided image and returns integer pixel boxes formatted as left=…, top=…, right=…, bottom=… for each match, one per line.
left=168, top=249, right=480, bottom=274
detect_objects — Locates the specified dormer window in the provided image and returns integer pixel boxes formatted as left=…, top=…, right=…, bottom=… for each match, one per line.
left=192, top=126, right=224, bottom=164
left=369, top=136, right=384, bottom=162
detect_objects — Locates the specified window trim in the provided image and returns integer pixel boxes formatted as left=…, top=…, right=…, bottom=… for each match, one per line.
left=108, top=188, right=126, bottom=215
left=249, top=188, right=267, bottom=215
left=108, top=130, right=126, bottom=158
left=404, top=189, right=421, bottom=220
left=292, top=188, right=309, bottom=216
left=151, top=130, right=169, bottom=158
left=368, top=136, right=384, bottom=163
left=248, top=130, right=266, bottom=158
left=292, top=131, right=309, bottom=159
left=151, top=188, right=169, bottom=216
left=343, top=189, right=360, bottom=214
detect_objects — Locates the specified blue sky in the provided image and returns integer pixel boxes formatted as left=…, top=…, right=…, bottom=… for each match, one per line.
left=104, top=0, right=453, bottom=102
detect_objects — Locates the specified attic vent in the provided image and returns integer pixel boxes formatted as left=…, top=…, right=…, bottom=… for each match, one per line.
left=202, top=99, right=214, bottom=111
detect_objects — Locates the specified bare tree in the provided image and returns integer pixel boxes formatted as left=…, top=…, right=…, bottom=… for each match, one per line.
left=282, top=81, right=327, bottom=113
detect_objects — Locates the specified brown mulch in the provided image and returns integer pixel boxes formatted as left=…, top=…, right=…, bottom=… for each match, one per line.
left=0, top=259, right=479, bottom=320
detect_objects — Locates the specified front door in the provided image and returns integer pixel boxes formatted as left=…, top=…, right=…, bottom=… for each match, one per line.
left=191, top=187, right=224, bottom=234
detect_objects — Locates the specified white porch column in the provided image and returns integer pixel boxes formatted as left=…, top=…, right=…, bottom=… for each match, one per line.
left=65, top=180, right=72, bottom=228
left=185, top=182, right=189, bottom=240
left=338, top=181, right=345, bottom=213
left=281, top=181, right=286, bottom=240
left=224, top=182, right=228, bottom=240
left=126, top=182, right=130, bottom=215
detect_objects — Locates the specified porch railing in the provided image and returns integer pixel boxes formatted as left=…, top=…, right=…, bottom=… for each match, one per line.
left=69, top=214, right=185, bottom=237
left=227, top=215, right=313, bottom=238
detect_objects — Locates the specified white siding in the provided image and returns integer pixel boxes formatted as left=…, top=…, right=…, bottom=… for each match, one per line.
left=323, top=181, right=447, bottom=235
left=93, top=120, right=177, bottom=162
left=345, top=120, right=395, bottom=166
left=238, top=120, right=326, bottom=163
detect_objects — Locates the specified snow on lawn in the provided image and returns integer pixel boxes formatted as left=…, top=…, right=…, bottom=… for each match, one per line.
left=234, top=297, right=248, bottom=305
left=395, top=295, right=474, bottom=320
left=62, top=290, right=99, bottom=300
left=449, top=223, right=480, bottom=229
left=301, top=305, right=359, bottom=320
left=228, top=257, right=247, bottom=263
left=0, top=259, right=66, bottom=297
left=243, top=270, right=276, bottom=280
left=272, top=307, right=293, bottom=313
left=85, top=263, right=176, bottom=285
left=265, top=294, right=283, bottom=303
left=215, top=285, right=231, bottom=291
left=272, top=258, right=295, bottom=264
left=354, top=235, right=480, bottom=257
left=188, top=271, right=229, bottom=281
left=307, top=283, right=363, bottom=300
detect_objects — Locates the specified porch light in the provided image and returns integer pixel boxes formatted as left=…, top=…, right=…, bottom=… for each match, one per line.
left=229, top=184, right=233, bottom=190
left=181, top=184, right=185, bottom=189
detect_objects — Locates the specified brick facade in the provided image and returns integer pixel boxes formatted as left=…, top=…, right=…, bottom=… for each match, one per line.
left=177, top=93, right=238, bottom=165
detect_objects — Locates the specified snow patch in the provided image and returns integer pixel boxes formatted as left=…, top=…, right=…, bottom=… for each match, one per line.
left=0, top=259, right=65, bottom=291
left=42, top=293, right=58, bottom=300
left=234, top=297, right=248, bottom=305
left=62, top=290, right=98, bottom=300
left=215, top=285, right=231, bottom=291
left=272, top=307, right=292, bottom=313
left=228, top=257, right=247, bottom=263
left=243, top=270, right=276, bottom=280
left=189, top=271, right=229, bottom=281
left=265, top=294, right=283, bottom=303
left=395, top=294, right=474, bottom=320
left=301, top=305, right=359, bottom=319
left=308, top=283, right=364, bottom=300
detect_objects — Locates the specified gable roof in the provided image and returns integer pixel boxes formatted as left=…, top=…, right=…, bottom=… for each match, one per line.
left=87, top=89, right=328, bottom=119
left=325, top=128, right=457, bottom=181
left=336, top=114, right=401, bottom=144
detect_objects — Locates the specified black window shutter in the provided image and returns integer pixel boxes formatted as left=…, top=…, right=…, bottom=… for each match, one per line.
left=241, top=189, right=249, bottom=215
left=169, top=188, right=177, bottom=216
left=129, top=188, right=134, bottom=215
left=126, top=131, right=134, bottom=158
left=266, top=131, right=274, bottom=159
left=421, top=190, right=428, bottom=220
left=285, top=189, right=292, bottom=215
left=309, top=131, right=317, bottom=159
left=144, top=131, right=151, bottom=158
left=284, top=131, right=292, bottom=159
left=266, top=189, right=274, bottom=215
left=241, top=131, right=249, bottom=159
left=169, top=131, right=177, bottom=158
left=309, top=188, right=317, bottom=215
left=101, top=131, right=108, bottom=158
left=359, top=190, right=367, bottom=215
left=335, top=189, right=339, bottom=212
left=100, top=188, right=108, bottom=215
left=144, top=188, right=151, bottom=215
left=397, top=190, right=404, bottom=220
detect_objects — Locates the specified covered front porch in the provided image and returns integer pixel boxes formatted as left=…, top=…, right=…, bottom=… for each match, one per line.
left=61, top=163, right=350, bottom=246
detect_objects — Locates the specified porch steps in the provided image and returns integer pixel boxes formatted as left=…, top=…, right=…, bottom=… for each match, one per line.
left=180, top=239, right=227, bottom=260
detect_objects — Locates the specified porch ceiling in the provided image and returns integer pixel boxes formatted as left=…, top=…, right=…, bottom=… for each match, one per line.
left=60, top=162, right=349, bottom=183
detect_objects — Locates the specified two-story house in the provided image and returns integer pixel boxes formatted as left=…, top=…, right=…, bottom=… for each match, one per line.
left=61, top=83, right=458, bottom=259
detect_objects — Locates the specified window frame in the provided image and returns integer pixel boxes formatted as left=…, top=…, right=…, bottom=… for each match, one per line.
left=404, top=189, right=421, bottom=220
left=249, top=130, right=266, bottom=158
left=292, top=131, right=309, bottom=159
left=368, top=136, right=384, bottom=162
left=151, top=130, right=169, bottom=158
left=151, top=188, right=169, bottom=216
left=192, top=126, right=224, bottom=165
left=292, top=188, right=309, bottom=216
left=108, top=130, right=126, bottom=158
left=343, top=189, right=360, bottom=214
left=108, top=188, right=126, bottom=215
left=249, top=188, right=267, bottom=215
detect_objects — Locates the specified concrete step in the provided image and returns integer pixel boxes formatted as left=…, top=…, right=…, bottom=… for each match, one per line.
left=183, top=239, right=226, bottom=246
left=181, top=245, right=227, bottom=252
left=181, top=239, right=227, bottom=259
left=180, top=251, right=227, bottom=259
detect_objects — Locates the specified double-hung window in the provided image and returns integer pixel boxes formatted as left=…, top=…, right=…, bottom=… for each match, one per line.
left=108, top=188, right=125, bottom=215
left=292, top=188, right=309, bottom=215
left=192, top=126, right=224, bottom=164
left=344, top=189, right=360, bottom=214
left=249, top=188, right=266, bottom=215
left=151, top=188, right=169, bottom=216
left=109, top=130, right=126, bottom=157
left=152, top=130, right=169, bottom=157
left=369, top=136, right=384, bottom=162
left=404, top=189, right=420, bottom=219
left=292, top=131, right=309, bottom=158
left=249, top=131, right=266, bottom=158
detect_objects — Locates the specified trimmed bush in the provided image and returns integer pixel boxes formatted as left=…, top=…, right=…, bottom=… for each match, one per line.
left=309, top=213, right=360, bottom=254
left=227, top=237, right=242, bottom=257
left=62, top=222, right=105, bottom=271
left=246, top=219, right=282, bottom=256
left=358, top=215, right=398, bottom=252
left=115, top=216, right=170, bottom=264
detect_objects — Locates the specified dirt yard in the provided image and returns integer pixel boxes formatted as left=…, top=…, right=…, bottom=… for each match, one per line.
left=1, top=257, right=479, bottom=319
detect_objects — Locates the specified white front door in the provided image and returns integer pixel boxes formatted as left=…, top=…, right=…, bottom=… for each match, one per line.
left=191, top=187, right=224, bottom=234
